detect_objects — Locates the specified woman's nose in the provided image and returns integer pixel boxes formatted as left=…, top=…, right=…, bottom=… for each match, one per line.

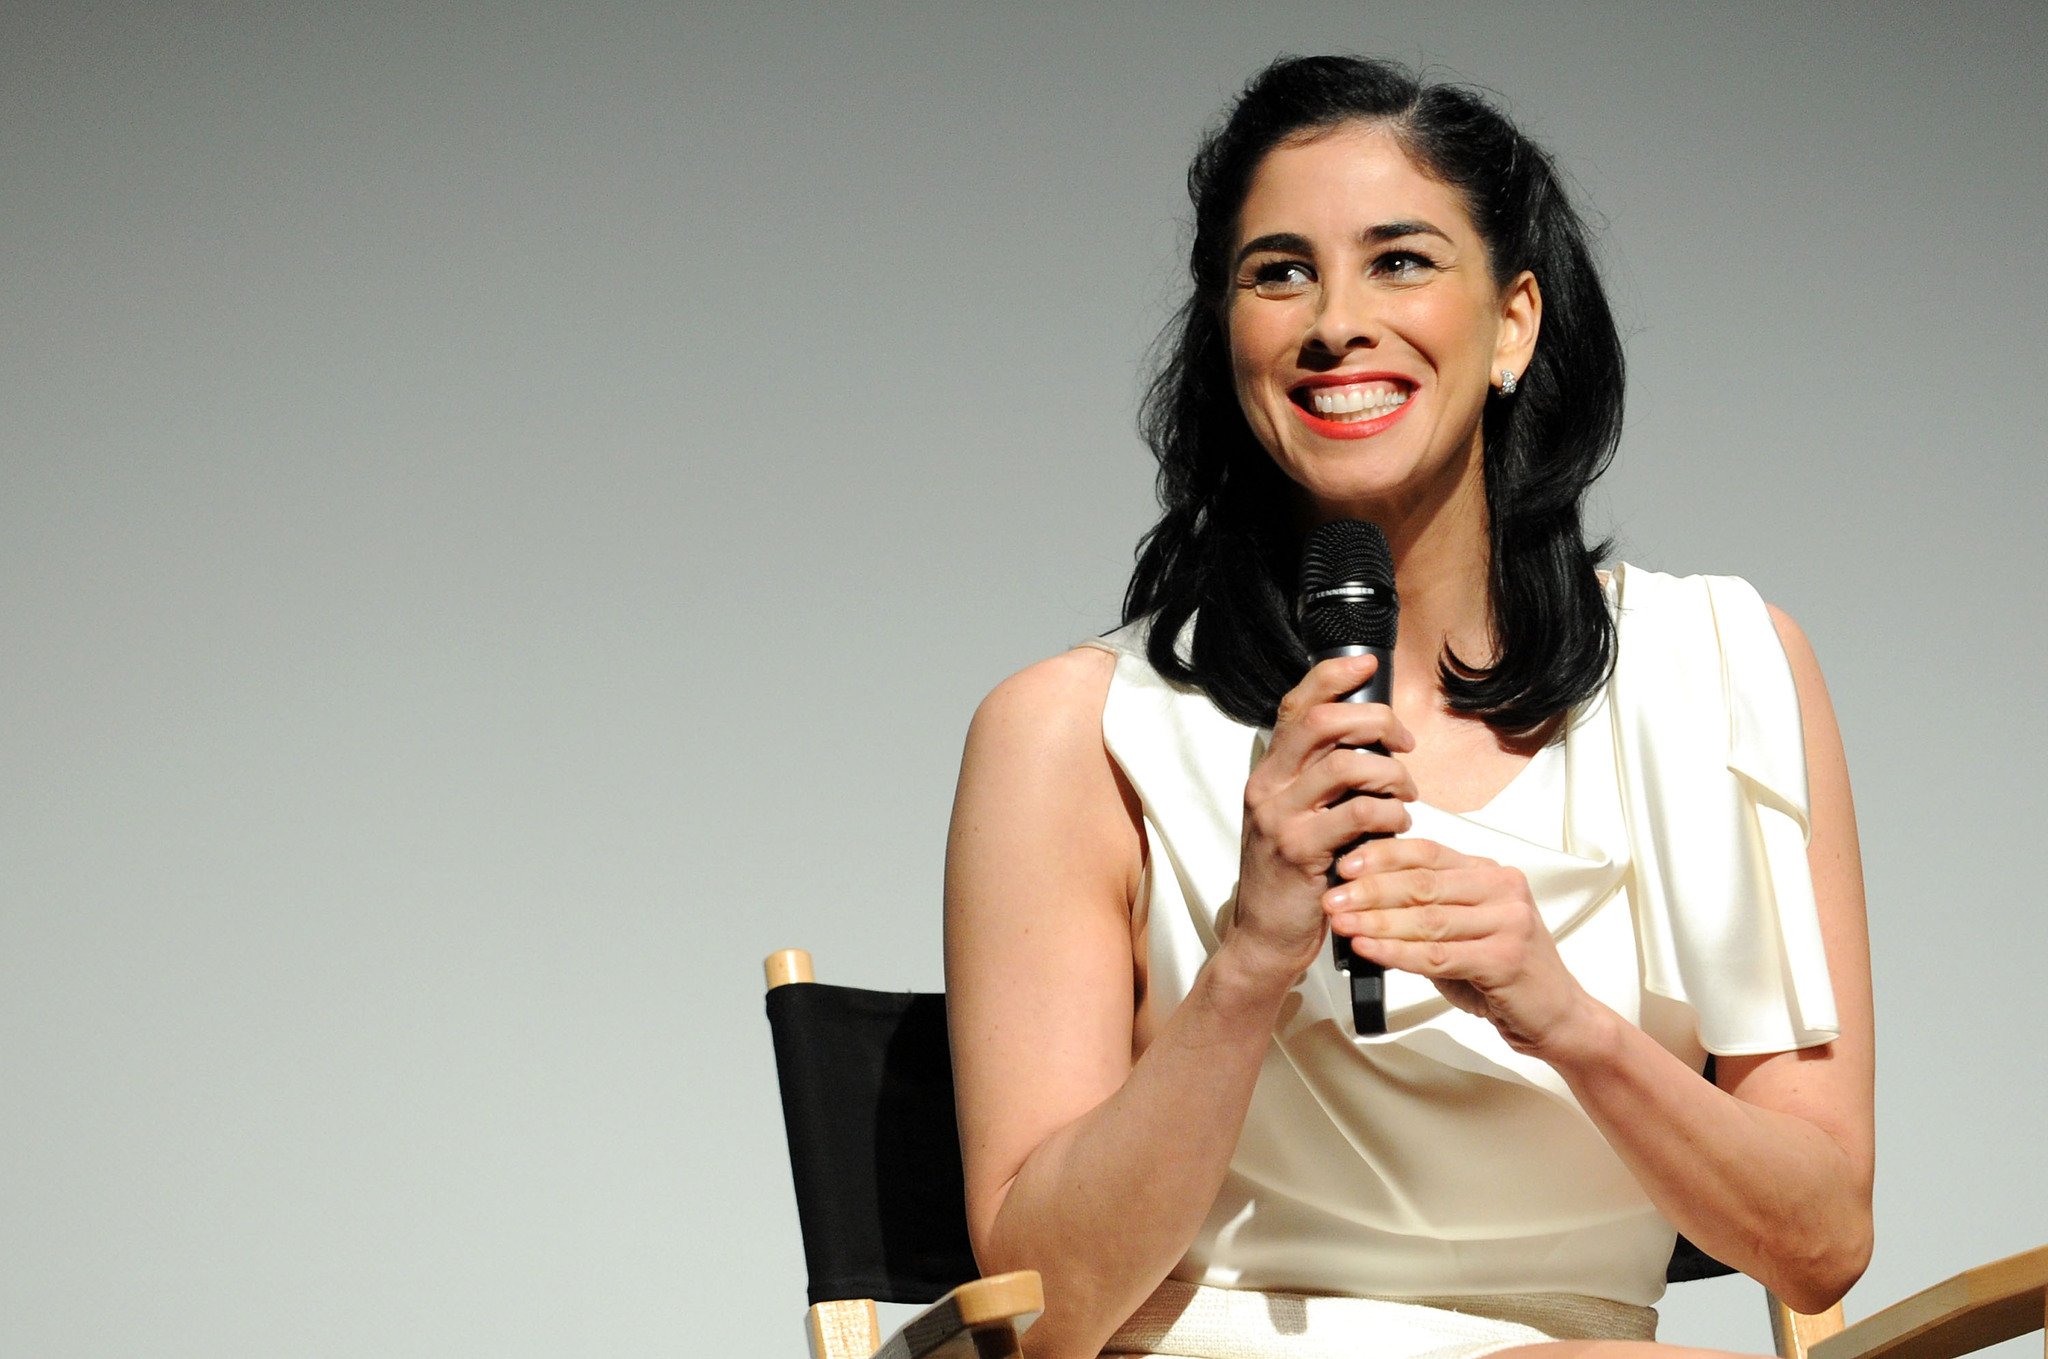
left=1306, top=276, right=1378, bottom=355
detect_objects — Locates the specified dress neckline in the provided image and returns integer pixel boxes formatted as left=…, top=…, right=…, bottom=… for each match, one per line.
left=1418, top=726, right=1567, bottom=821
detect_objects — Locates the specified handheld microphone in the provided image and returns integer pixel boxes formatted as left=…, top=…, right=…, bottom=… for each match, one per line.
left=1296, top=519, right=1399, bottom=1036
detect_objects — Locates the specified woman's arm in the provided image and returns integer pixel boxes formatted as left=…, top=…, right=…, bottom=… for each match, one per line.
left=1330, top=607, right=1873, bottom=1313
left=945, top=648, right=1413, bottom=1359
left=1565, top=606, right=1873, bottom=1309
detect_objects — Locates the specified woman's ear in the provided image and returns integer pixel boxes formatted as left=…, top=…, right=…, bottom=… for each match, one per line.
left=1492, top=270, right=1542, bottom=389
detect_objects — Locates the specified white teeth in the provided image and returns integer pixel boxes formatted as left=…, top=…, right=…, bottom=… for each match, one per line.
left=1308, top=384, right=1410, bottom=421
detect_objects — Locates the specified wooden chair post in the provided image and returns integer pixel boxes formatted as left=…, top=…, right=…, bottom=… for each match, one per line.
left=807, top=1298, right=881, bottom=1359
left=1772, top=1294, right=1847, bottom=1359
left=766, top=948, right=815, bottom=989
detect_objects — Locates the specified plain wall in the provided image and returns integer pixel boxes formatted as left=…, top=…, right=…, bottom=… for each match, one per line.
left=2, top=1, right=2043, bottom=1354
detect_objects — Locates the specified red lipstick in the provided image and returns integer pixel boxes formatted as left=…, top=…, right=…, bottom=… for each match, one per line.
left=1287, top=374, right=1416, bottom=441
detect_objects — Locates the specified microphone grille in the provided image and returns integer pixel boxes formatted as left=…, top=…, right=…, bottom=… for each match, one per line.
left=1297, top=519, right=1398, bottom=652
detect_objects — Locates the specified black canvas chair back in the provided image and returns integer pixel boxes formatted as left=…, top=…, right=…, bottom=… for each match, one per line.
left=765, top=978, right=1733, bottom=1307
left=766, top=980, right=978, bottom=1305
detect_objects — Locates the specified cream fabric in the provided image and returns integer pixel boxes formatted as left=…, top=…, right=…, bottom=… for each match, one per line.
left=1079, top=564, right=1838, bottom=1310
left=1100, top=1282, right=1560, bottom=1359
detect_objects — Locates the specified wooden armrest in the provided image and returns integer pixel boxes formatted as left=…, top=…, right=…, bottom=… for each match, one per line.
left=874, top=1271, right=1045, bottom=1359
left=1811, top=1244, right=2048, bottom=1359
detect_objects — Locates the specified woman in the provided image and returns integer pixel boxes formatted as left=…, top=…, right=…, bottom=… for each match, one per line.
left=944, top=56, right=1872, bottom=1359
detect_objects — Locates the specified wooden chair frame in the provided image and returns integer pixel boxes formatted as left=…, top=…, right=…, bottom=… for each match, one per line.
left=768, top=948, right=2044, bottom=1359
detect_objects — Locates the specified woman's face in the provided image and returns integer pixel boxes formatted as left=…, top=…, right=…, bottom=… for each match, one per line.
left=1227, top=122, right=1538, bottom=522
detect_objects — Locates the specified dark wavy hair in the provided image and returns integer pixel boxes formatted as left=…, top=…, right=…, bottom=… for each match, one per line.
left=1123, top=55, right=1623, bottom=733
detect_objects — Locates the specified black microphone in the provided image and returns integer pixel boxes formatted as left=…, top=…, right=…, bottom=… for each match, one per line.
left=1296, top=519, right=1399, bottom=1036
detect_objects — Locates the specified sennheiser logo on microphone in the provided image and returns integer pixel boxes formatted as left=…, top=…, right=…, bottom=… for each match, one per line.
left=1305, top=585, right=1379, bottom=604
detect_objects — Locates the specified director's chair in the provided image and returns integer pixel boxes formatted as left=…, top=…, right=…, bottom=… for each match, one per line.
left=764, top=949, right=2046, bottom=1359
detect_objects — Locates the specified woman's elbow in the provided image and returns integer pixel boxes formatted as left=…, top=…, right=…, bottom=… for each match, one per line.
left=1769, top=1208, right=1873, bottom=1315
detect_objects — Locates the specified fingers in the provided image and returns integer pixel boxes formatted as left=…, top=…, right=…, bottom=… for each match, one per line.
left=1330, top=857, right=1527, bottom=920
left=1307, top=787, right=1413, bottom=844
left=1265, top=744, right=1418, bottom=823
left=1329, top=870, right=1518, bottom=934
left=1343, top=933, right=1510, bottom=984
left=1334, top=896, right=1527, bottom=991
left=1333, top=836, right=1481, bottom=881
left=1266, top=656, right=1414, bottom=773
left=1243, top=658, right=1417, bottom=878
left=1317, top=842, right=1584, bottom=1047
left=1322, top=847, right=1538, bottom=962
left=1247, top=783, right=1412, bottom=875
left=1274, top=654, right=1383, bottom=726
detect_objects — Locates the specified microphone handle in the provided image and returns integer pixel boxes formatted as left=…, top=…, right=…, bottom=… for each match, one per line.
left=1315, top=643, right=1392, bottom=1036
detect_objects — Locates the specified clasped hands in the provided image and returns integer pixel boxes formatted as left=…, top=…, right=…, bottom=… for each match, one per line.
left=1231, top=654, right=1604, bottom=1061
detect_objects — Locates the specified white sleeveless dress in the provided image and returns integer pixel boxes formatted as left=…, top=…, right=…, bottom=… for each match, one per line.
left=1078, top=564, right=1839, bottom=1354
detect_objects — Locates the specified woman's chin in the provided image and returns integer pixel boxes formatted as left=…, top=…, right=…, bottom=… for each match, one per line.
left=1270, top=425, right=1487, bottom=521
left=1274, top=442, right=1428, bottom=510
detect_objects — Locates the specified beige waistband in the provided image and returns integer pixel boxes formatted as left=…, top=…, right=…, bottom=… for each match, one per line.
left=1365, top=1290, right=1658, bottom=1342
left=1101, top=1280, right=1658, bottom=1358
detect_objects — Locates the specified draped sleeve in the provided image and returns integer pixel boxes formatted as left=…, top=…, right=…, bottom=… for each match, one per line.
left=1608, top=563, right=1841, bottom=1055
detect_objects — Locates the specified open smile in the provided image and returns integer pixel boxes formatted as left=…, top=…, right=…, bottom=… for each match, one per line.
left=1288, top=375, right=1415, bottom=439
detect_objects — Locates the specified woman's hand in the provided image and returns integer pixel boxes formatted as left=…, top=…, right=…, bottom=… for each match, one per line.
left=1325, top=837, right=1605, bottom=1059
left=1230, top=655, right=1417, bottom=978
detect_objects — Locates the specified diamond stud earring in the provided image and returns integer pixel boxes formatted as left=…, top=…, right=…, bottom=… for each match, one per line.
left=1499, top=369, right=1519, bottom=395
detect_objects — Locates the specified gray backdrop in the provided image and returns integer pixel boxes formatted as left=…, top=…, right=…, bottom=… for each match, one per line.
left=3, top=2, right=2043, bottom=1356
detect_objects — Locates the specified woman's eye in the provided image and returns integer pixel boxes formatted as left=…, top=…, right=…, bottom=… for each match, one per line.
left=1249, top=260, right=1315, bottom=297
left=1372, top=250, right=1436, bottom=281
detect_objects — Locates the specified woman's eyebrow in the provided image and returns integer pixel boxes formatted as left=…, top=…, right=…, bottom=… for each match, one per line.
left=1233, top=232, right=1314, bottom=268
left=1362, top=220, right=1451, bottom=245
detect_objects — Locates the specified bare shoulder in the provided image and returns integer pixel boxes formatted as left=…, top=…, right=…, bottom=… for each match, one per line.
left=968, top=645, right=1119, bottom=753
left=1759, top=601, right=1845, bottom=768
left=958, top=646, right=1128, bottom=813
left=951, top=643, right=1138, bottom=893
left=1764, top=603, right=1843, bottom=747
left=1764, top=603, right=1821, bottom=680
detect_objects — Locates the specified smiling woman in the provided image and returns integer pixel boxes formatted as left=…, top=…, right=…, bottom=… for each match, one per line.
left=942, top=55, right=1872, bottom=1359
